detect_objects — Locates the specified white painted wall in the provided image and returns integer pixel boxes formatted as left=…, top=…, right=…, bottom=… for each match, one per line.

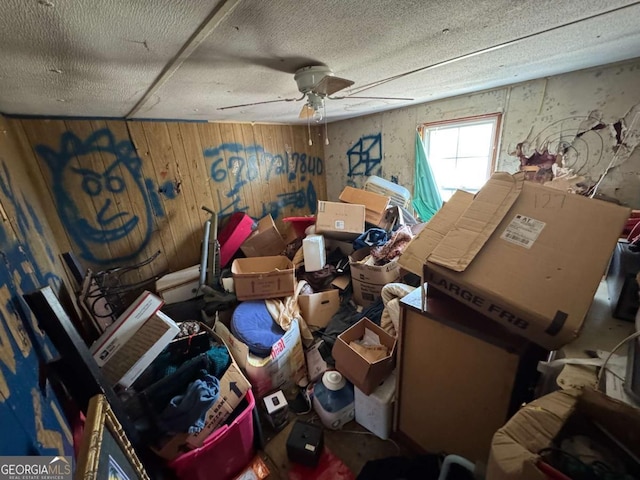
left=325, top=59, right=640, bottom=209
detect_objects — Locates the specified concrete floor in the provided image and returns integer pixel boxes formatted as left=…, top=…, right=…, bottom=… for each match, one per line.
left=257, top=410, right=413, bottom=479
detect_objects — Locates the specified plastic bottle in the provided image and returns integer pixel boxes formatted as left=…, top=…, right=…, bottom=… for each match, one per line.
left=312, top=371, right=355, bottom=430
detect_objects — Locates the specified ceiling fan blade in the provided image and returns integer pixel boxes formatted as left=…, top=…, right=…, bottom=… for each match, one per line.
left=312, top=76, right=354, bottom=96
left=299, top=104, right=314, bottom=119
left=217, top=96, right=301, bottom=111
left=330, top=95, right=414, bottom=101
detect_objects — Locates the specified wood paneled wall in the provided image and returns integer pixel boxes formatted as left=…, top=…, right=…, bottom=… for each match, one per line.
left=13, top=119, right=327, bottom=278
left=0, top=115, right=74, bottom=456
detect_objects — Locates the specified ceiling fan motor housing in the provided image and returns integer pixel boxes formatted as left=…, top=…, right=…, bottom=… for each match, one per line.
left=294, top=65, right=334, bottom=94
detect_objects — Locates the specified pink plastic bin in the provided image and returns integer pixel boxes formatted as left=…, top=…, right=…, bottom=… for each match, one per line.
left=169, top=389, right=256, bottom=480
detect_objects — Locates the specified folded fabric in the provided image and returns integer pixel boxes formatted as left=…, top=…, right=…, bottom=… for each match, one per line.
left=158, top=370, right=220, bottom=434
left=380, top=283, right=416, bottom=337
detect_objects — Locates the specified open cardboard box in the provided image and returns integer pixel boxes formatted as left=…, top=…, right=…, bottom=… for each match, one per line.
left=298, top=289, right=340, bottom=329
left=487, top=387, right=640, bottom=480
left=399, top=172, right=630, bottom=350
left=231, top=255, right=295, bottom=301
left=151, top=324, right=251, bottom=461
left=332, top=317, right=396, bottom=395
left=241, top=214, right=286, bottom=257
left=339, top=186, right=390, bottom=226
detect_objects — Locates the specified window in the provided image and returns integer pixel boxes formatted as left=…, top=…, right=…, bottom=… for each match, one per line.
left=421, top=114, right=500, bottom=201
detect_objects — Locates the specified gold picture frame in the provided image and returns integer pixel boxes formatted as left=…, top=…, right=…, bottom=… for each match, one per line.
left=75, top=394, right=150, bottom=480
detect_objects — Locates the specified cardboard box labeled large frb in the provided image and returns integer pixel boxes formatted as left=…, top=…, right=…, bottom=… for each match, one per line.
left=350, top=247, right=401, bottom=307
left=152, top=325, right=251, bottom=460
left=241, top=214, right=286, bottom=257
left=487, top=388, right=640, bottom=480
left=215, top=319, right=307, bottom=399
left=339, top=186, right=390, bottom=226
left=231, top=256, right=295, bottom=301
left=332, top=318, right=396, bottom=395
left=315, top=201, right=365, bottom=239
left=398, top=172, right=630, bottom=350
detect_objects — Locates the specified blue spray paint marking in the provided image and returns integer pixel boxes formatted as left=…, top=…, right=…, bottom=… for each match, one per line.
left=391, top=175, right=399, bottom=184
left=158, top=180, right=179, bottom=199
left=35, top=129, right=164, bottom=265
left=262, top=181, right=317, bottom=219
left=204, top=143, right=323, bottom=219
left=0, top=161, right=72, bottom=457
left=347, top=133, right=382, bottom=183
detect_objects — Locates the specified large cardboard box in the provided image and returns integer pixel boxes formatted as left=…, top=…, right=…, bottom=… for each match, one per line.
left=487, top=388, right=640, bottom=480
left=332, top=318, right=396, bottom=395
left=339, top=186, right=390, bottom=226
left=152, top=325, right=251, bottom=460
left=315, top=201, right=365, bottom=239
left=349, top=247, right=401, bottom=307
left=398, top=172, right=630, bottom=350
left=231, top=256, right=295, bottom=301
left=215, top=319, right=308, bottom=399
left=298, top=289, right=340, bottom=329
left=241, top=214, right=286, bottom=257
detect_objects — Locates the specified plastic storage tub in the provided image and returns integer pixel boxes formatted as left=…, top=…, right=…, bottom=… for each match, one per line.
left=169, top=389, right=256, bottom=480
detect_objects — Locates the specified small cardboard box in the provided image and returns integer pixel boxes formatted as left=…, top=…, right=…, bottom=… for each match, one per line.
left=398, top=172, right=630, bottom=350
left=90, top=291, right=164, bottom=366
left=339, top=186, right=390, bottom=226
left=487, top=388, right=640, bottom=480
left=231, top=256, right=295, bottom=301
left=349, top=248, right=401, bottom=307
left=241, top=214, right=286, bottom=257
left=332, top=318, right=396, bottom=395
left=298, top=289, right=340, bottom=329
left=315, top=201, right=365, bottom=239
left=215, top=319, right=307, bottom=399
left=102, top=310, right=180, bottom=388
left=152, top=325, right=251, bottom=460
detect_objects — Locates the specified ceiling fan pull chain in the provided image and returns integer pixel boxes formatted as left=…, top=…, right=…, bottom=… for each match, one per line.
left=324, top=102, right=329, bottom=145
left=308, top=116, right=313, bottom=146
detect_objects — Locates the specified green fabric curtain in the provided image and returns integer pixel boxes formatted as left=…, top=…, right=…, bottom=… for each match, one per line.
left=413, top=131, right=443, bottom=221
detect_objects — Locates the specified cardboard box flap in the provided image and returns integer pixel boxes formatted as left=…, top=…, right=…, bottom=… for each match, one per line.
left=429, top=172, right=525, bottom=272
left=339, top=186, right=390, bottom=225
left=397, top=190, right=474, bottom=275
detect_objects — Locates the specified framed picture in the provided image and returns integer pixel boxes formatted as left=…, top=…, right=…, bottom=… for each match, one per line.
left=75, top=394, right=150, bottom=480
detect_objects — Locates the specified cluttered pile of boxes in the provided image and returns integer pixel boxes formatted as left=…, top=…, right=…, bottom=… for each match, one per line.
left=81, top=171, right=640, bottom=479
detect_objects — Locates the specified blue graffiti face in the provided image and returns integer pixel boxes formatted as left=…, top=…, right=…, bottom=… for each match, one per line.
left=36, top=129, right=154, bottom=264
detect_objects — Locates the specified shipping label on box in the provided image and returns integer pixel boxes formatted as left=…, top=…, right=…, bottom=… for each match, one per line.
left=216, top=319, right=307, bottom=399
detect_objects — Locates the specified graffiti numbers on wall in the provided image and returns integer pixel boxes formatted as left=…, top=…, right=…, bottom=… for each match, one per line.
left=204, top=143, right=321, bottom=219
left=347, top=133, right=382, bottom=186
left=35, top=129, right=164, bottom=264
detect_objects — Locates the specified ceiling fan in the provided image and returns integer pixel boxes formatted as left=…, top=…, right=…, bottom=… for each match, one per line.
left=218, top=65, right=413, bottom=122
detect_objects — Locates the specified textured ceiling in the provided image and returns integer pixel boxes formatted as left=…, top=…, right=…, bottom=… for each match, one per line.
left=1, top=0, right=640, bottom=124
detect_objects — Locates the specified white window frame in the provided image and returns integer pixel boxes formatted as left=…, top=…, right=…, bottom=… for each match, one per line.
left=420, top=113, right=501, bottom=200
